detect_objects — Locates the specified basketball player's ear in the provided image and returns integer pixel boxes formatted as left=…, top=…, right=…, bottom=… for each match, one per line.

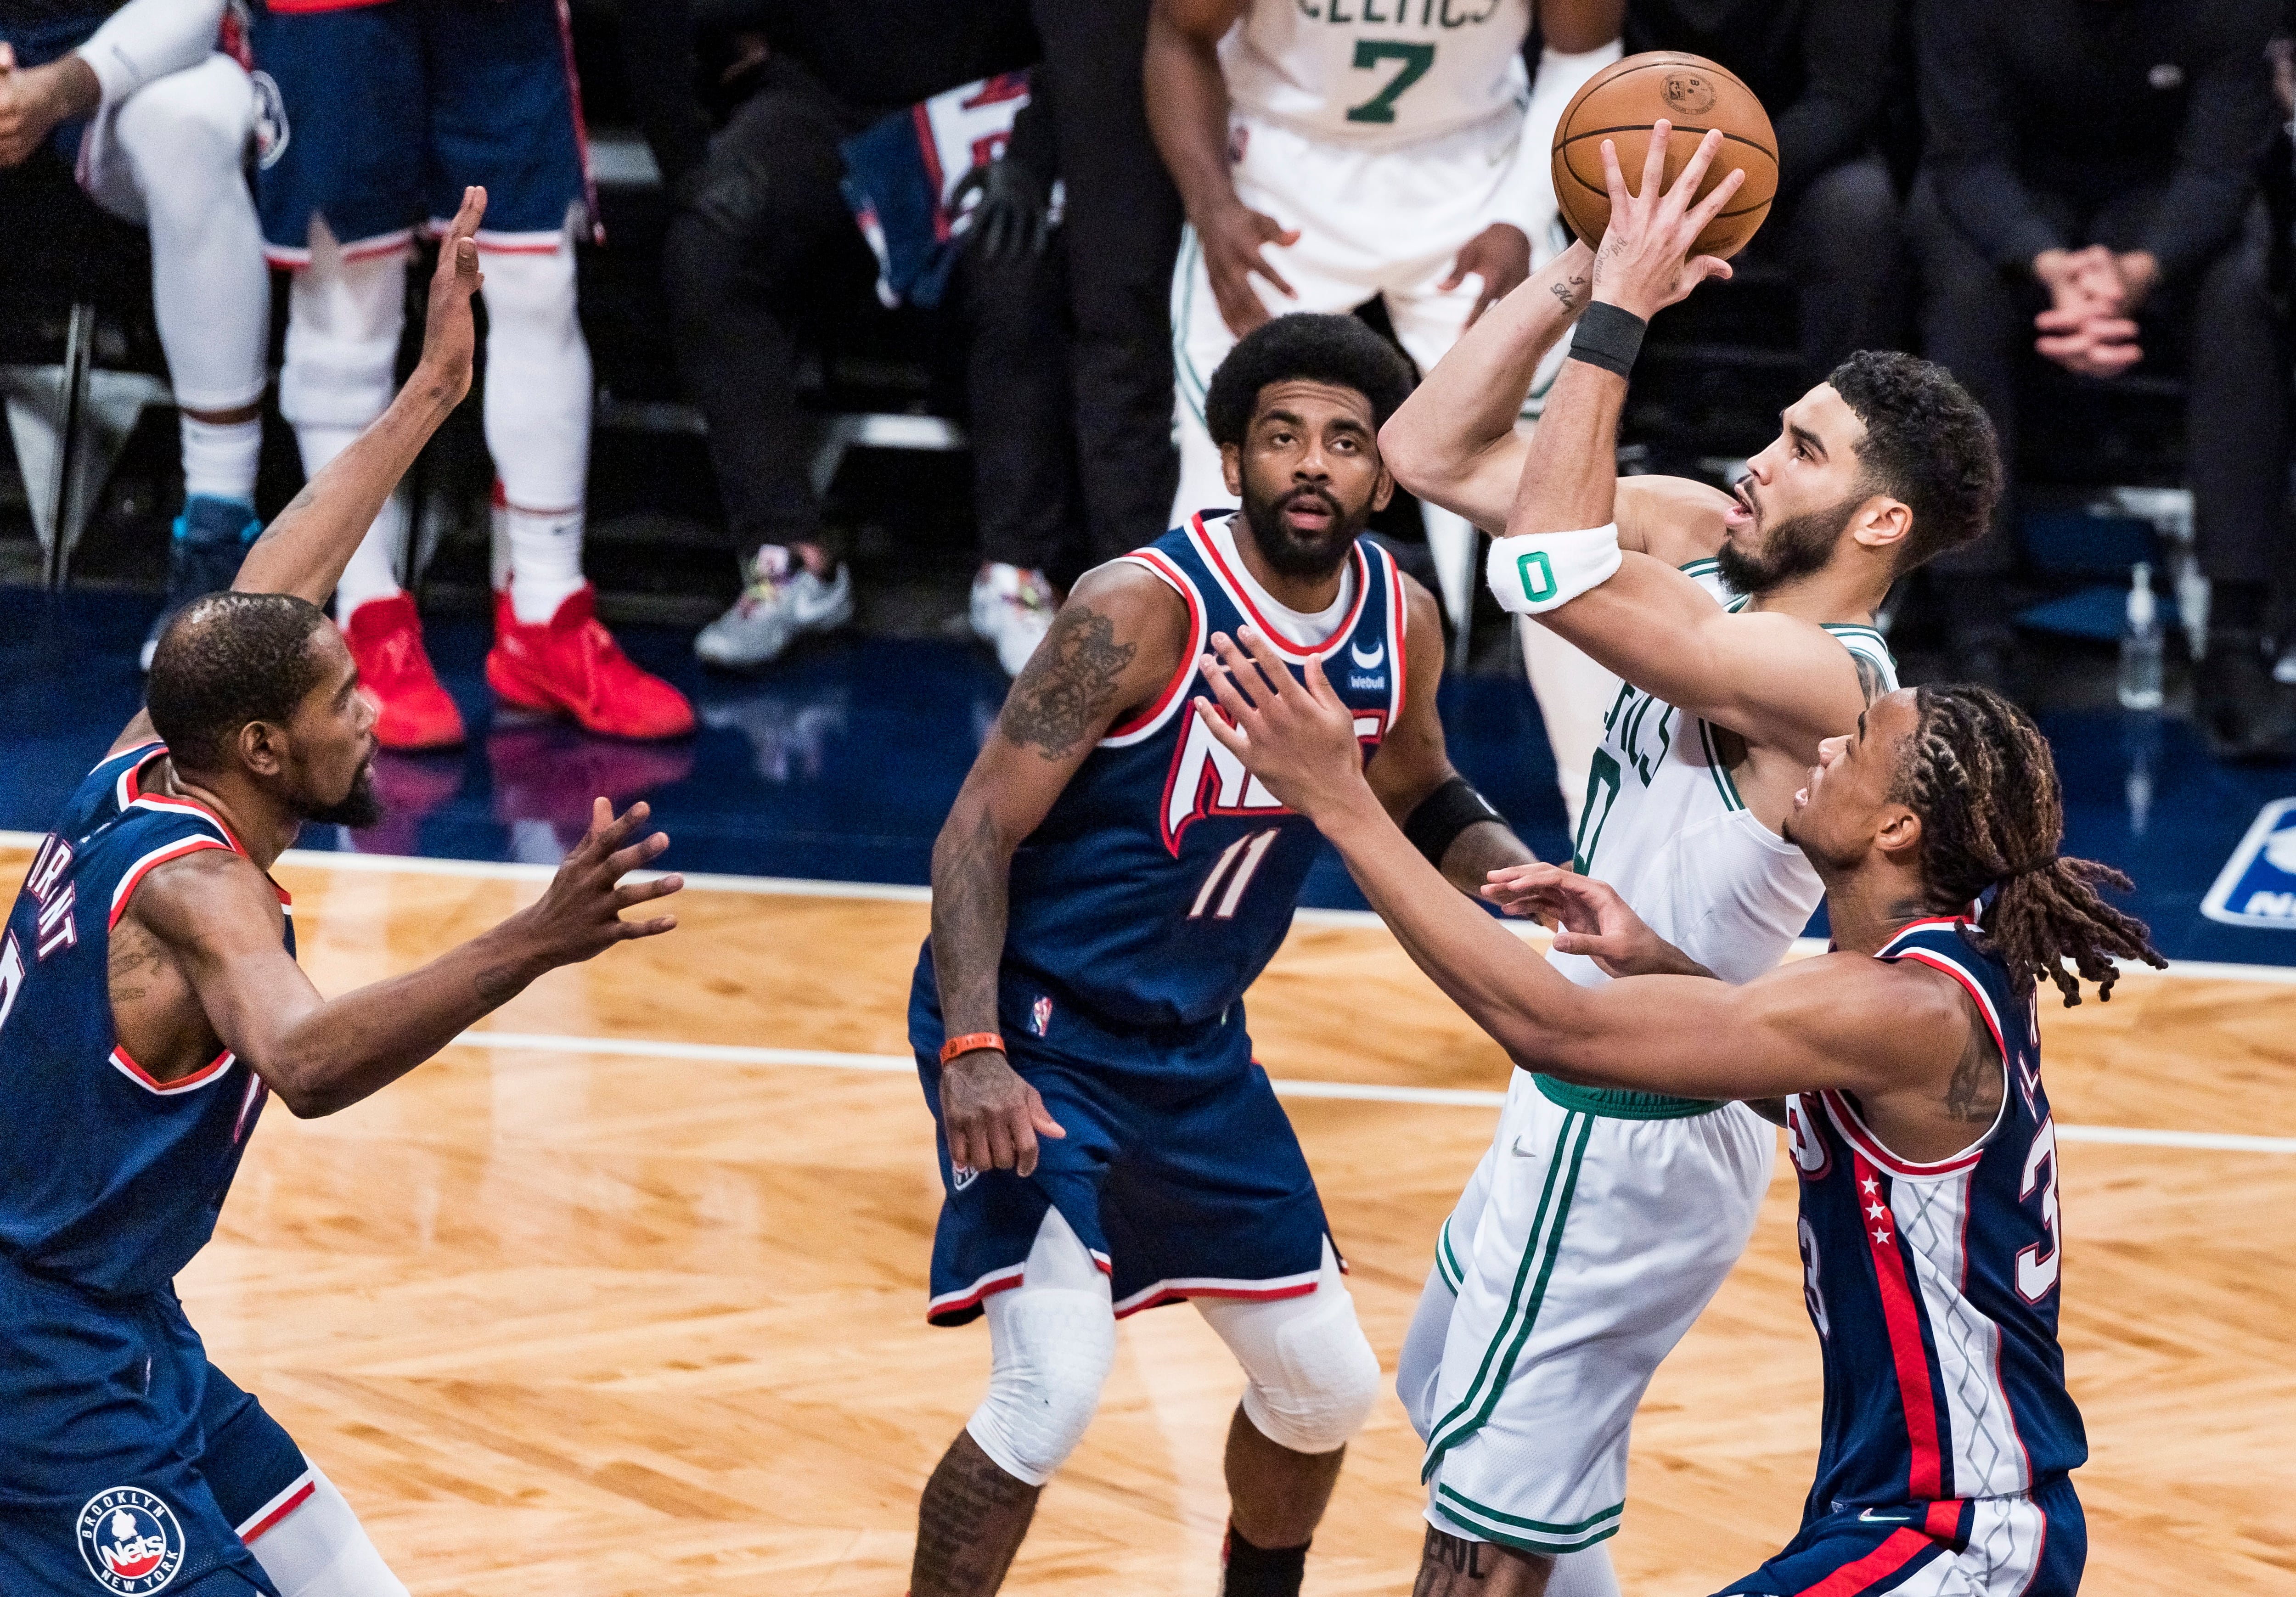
left=236, top=718, right=288, bottom=780
left=1221, top=442, right=1244, bottom=500
left=1851, top=496, right=1911, bottom=557
left=1874, top=803, right=1923, bottom=864
left=1371, top=457, right=1396, bottom=513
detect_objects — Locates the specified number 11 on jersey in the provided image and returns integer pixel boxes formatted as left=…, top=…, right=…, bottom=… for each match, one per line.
left=1191, top=829, right=1282, bottom=921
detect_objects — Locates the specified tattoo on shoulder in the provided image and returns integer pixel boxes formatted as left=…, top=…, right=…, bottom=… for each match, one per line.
left=1853, top=650, right=1889, bottom=707
left=1943, top=1025, right=2003, bottom=1124
left=997, top=605, right=1137, bottom=760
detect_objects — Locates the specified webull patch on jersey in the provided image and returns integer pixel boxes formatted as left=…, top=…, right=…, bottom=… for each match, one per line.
left=2200, top=797, right=2296, bottom=927
left=1162, top=706, right=1384, bottom=853
left=76, top=1488, right=185, bottom=1594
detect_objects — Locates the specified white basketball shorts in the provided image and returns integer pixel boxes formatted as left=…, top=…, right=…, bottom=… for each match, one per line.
left=1419, top=1068, right=1774, bottom=1555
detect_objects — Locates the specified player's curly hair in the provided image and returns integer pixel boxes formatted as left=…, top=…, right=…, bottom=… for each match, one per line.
left=1203, top=312, right=1417, bottom=448
left=147, top=591, right=334, bottom=774
left=1827, top=350, right=2002, bottom=573
left=1891, top=683, right=2165, bottom=1005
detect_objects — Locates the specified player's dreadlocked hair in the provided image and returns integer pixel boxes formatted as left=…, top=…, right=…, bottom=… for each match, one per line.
left=1892, top=684, right=2165, bottom=1005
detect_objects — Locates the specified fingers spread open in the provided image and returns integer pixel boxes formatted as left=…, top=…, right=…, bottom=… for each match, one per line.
left=1598, top=137, right=1628, bottom=206
left=1683, top=164, right=1745, bottom=236
left=1231, top=627, right=1291, bottom=703
left=606, top=832, right=673, bottom=879
left=1671, top=127, right=1722, bottom=211
left=1640, top=119, right=1671, bottom=202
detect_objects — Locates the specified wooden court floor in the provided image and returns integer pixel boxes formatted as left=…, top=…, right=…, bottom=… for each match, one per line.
left=3, top=843, right=2290, bottom=1594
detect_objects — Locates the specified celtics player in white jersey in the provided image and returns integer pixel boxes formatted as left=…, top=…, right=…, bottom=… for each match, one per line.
left=1362, top=132, right=2005, bottom=1594
left=1145, top=0, right=1624, bottom=525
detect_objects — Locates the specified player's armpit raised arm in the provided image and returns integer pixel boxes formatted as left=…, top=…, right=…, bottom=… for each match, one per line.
left=1379, top=242, right=1595, bottom=535
left=133, top=799, right=679, bottom=1117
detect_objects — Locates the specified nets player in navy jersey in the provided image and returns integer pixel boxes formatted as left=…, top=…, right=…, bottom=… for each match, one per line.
left=905, top=313, right=1541, bottom=1597
left=1201, top=641, right=2164, bottom=1597
left=0, top=189, right=684, bottom=1597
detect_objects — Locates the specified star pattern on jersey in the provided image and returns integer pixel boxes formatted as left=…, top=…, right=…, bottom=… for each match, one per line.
left=1861, top=1176, right=1880, bottom=1194
left=1872, top=1225, right=1893, bottom=1245
left=1867, top=1201, right=1888, bottom=1220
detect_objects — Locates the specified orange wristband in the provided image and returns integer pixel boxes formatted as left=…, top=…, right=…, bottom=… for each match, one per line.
left=940, top=1031, right=1005, bottom=1065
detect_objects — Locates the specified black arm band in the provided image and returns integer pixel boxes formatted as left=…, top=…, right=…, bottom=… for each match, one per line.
left=1404, top=776, right=1508, bottom=866
left=1565, top=301, right=1646, bottom=378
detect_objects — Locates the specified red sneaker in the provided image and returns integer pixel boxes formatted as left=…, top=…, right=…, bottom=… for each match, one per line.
left=341, top=594, right=466, bottom=751
left=485, top=584, right=696, bottom=740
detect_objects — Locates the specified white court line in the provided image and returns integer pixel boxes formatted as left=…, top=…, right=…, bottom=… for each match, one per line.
left=450, top=1030, right=2296, bottom=1154
left=9, top=833, right=2294, bottom=987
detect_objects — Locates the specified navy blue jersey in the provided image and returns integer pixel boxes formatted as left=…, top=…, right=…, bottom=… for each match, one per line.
left=1780, top=919, right=2086, bottom=1515
left=0, top=744, right=289, bottom=1299
left=996, top=514, right=1408, bottom=1033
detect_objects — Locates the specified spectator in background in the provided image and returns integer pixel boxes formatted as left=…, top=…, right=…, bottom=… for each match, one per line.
left=0, top=0, right=271, bottom=665
left=625, top=0, right=1080, bottom=678
left=1911, top=0, right=2292, bottom=759
left=1624, top=0, right=1906, bottom=377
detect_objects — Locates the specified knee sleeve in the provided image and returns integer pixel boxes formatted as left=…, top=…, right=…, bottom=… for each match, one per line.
left=281, top=242, right=407, bottom=439
left=109, top=59, right=268, bottom=411
left=477, top=243, right=591, bottom=512
left=964, top=1209, right=1116, bottom=1487
left=242, top=1467, right=409, bottom=1597
left=1198, top=1238, right=1382, bottom=1456
left=1396, top=1261, right=1456, bottom=1443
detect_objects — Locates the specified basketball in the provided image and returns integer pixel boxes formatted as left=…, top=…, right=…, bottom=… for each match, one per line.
left=1552, top=52, right=1778, bottom=260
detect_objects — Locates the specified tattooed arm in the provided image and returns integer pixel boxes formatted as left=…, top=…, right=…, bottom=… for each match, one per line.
left=930, top=564, right=1192, bottom=1176
left=1377, top=241, right=1593, bottom=534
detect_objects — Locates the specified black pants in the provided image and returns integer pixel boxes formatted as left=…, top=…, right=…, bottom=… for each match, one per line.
left=660, top=57, right=1079, bottom=568
left=1908, top=169, right=2290, bottom=588
left=1032, top=0, right=1186, bottom=564
left=1762, top=151, right=1907, bottom=378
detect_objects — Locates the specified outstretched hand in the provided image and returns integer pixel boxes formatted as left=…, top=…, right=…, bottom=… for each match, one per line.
left=415, top=186, right=488, bottom=404
left=1191, top=627, right=1370, bottom=822
left=1441, top=222, right=1533, bottom=326
left=516, top=798, right=683, bottom=969
left=1482, top=862, right=1711, bottom=979
left=1588, top=123, right=1744, bottom=321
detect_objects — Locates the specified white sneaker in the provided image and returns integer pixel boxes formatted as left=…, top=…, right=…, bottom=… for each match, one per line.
left=970, top=563, right=1057, bottom=677
left=695, top=546, right=854, bottom=668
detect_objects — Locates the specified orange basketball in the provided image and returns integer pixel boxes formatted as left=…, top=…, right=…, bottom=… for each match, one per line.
left=1552, top=52, right=1778, bottom=260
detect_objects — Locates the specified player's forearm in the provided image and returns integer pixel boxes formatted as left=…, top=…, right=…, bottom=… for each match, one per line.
left=1317, top=788, right=1585, bottom=1076
left=929, top=802, right=1019, bottom=1041
left=1382, top=244, right=1593, bottom=531
left=257, top=922, right=552, bottom=1116
left=1143, top=7, right=1240, bottom=225
left=234, top=360, right=461, bottom=606
left=1504, top=354, right=1625, bottom=539
left=1438, top=820, right=1537, bottom=898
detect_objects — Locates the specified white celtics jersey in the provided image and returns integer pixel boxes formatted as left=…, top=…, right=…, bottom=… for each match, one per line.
left=1553, top=560, right=1897, bottom=990
left=1221, top=0, right=1531, bottom=150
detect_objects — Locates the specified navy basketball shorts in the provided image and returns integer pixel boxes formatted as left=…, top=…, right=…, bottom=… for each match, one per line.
left=911, top=969, right=1337, bottom=1325
left=248, top=0, right=591, bottom=263
left=0, top=1255, right=312, bottom=1596
left=1716, top=1477, right=2085, bottom=1597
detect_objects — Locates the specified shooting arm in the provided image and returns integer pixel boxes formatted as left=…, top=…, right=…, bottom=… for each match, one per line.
left=1143, top=0, right=1248, bottom=222
left=930, top=565, right=1190, bottom=1042
left=1363, top=576, right=1536, bottom=892
left=1379, top=242, right=1594, bottom=534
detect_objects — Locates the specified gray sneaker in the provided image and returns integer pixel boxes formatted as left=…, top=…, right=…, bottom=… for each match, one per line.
left=694, top=546, right=854, bottom=669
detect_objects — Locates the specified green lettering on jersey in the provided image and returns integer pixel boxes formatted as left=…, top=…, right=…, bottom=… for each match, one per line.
left=1345, top=39, right=1436, bottom=123
left=1572, top=748, right=1622, bottom=876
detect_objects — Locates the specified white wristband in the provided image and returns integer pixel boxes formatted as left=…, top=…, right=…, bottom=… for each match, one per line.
left=1486, top=524, right=1622, bottom=615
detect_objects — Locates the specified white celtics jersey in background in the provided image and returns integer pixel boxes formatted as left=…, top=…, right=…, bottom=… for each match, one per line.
left=1553, top=560, right=1897, bottom=989
left=1221, top=0, right=1532, bottom=149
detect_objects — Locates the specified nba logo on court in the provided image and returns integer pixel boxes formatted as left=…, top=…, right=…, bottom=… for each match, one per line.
left=75, top=1488, right=185, bottom=1594
left=2201, top=798, right=2296, bottom=927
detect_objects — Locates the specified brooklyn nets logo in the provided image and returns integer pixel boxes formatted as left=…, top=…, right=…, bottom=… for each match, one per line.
left=76, top=1488, right=186, bottom=1594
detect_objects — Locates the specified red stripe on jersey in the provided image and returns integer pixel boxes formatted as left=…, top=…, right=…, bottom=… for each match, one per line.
left=238, top=1478, right=316, bottom=1543
left=1790, top=1527, right=1931, bottom=1597
left=1890, top=949, right=2006, bottom=1063
left=1820, top=1088, right=1988, bottom=1178
left=1113, top=1278, right=1318, bottom=1320
left=1923, top=1499, right=1963, bottom=1543
left=110, top=1046, right=234, bottom=1097
left=1188, top=514, right=1371, bottom=660
left=1104, top=550, right=1204, bottom=741
left=107, top=838, right=234, bottom=929
left=1855, top=1152, right=1946, bottom=1499
left=1384, top=544, right=1408, bottom=725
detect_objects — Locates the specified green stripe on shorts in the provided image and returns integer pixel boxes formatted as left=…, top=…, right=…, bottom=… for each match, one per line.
left=1432, top=1485, right=1625, bottom=1554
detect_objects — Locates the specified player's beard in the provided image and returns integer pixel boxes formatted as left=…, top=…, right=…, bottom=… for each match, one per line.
left=1238, top=480, right=1369, bottom=580
left=300, top=755, right=384, bottom=827
left=1716, top=489, right=1866, bottom=596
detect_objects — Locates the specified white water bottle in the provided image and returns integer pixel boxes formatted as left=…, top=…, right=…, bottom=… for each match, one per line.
left=2117, top=562, right=2164, bottom=711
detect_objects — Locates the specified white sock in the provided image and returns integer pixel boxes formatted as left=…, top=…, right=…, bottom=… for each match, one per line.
left=180, top=415, right=262, bottom=505
left=1546, top=1546, right=1621, bottom=1597
left=501, top=499, right=585, bottom=623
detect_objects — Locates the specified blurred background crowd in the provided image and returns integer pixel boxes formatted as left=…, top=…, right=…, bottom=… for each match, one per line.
left=4, top=0, right=2295, bottom=812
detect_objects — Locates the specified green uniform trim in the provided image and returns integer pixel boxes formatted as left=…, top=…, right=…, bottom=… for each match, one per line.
left=1697, top=717, right=1745, bottom=812
left=1533, top=1074, right=1722, bottom=1119
left=1678, top=557, right=1722, bottom=579
left=1175, top=230, right=1211, bottom=427
left=1422, top=1111, right=1593, bottom=1476
left=1437, top=1215, right=1467, bottom=1292
left=1431, top=1485, right=1626, bottom=1553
